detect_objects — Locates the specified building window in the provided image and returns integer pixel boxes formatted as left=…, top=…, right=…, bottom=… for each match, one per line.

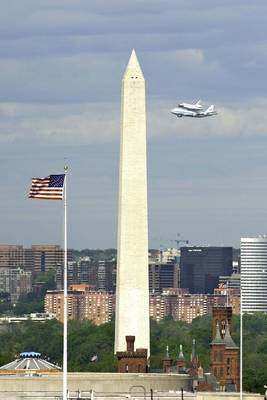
left=221, top=320, right=226, bottom=337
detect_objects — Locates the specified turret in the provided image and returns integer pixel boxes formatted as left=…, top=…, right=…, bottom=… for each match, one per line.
left=177, top=344, right=186, bottom=373
left=162, top=345, right=173, bottom=373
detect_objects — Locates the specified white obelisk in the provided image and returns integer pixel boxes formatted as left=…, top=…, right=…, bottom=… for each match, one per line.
left=115, top=49, right=150, bottom=355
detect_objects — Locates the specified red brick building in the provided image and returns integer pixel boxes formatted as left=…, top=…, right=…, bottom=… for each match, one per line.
left=210, top=307, right=239, bottom=391
left=212, top=306, right=233, bottom=338
left=116, top=336, right=148, bottom=373
left=162, top=346, right=173, bottom=373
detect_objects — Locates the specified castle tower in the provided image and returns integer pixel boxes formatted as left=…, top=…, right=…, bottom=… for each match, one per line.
left=210, top=322, right=225, bottom=387
left=117, top=336, right=148, bottom=373
left=115, top=50, right=150, bottom=355
left=211, top=313, right=240, bottom=391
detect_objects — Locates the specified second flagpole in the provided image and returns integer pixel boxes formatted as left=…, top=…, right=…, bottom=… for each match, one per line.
left=63, top=165, right=68, bottom=400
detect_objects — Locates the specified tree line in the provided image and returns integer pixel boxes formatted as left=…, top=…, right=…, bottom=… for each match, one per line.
left=0, top=314, right=266, bottom=393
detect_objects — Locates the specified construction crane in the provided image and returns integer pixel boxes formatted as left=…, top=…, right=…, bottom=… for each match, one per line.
left=171, top=233, right=189, bottom=249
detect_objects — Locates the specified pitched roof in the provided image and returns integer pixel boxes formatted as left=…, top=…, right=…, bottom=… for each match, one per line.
left=223, top=322, right=239, bottom=349
left=211, top=323, right=224, bottom=345
left=177, top=344, right=185, bottom=361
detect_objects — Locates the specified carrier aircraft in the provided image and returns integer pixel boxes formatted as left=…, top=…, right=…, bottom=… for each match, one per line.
left=171, top=101, right=217, bottom=118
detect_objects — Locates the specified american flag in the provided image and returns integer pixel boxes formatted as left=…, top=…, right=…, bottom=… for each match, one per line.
left=28, top=174, right=65, bottom=200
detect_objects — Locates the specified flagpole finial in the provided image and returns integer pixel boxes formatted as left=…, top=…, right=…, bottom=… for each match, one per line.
left=64, top=165, right=68, bottom=173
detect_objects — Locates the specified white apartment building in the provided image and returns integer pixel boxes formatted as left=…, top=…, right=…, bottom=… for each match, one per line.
left=241, top=236, right=267, bottom=313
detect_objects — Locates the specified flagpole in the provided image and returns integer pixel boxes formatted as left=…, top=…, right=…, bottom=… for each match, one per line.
left=240, top=274, right=243, bottom=400
left=63, top=165, right=68, bottom=400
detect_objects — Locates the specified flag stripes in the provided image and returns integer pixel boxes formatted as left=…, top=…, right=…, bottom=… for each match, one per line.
left=28, top=175, right=65, bottom=200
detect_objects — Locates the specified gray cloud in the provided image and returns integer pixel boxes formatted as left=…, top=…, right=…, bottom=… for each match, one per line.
left=0, top=0, right=265, bottom=106
left=1, top=96, right=267, bottom=145
left=0, top=1, right=267, bottom=248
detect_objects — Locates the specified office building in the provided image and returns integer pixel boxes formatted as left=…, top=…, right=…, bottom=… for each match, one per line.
left=25, top=245, right=73, bottom=274
left=149, top=263, right=179, bottom=293
left=0, top=268, right=32, bottom=303
left=56, top=261, right=79, bottom=289
left=56, top=258, right=115, bottom=292
left=240, top=236, right=267, bottom=313
left=93, top=259, right=115, bottom=292
left=180, top=246, right=233, bottom=294
left=0, top=244, right=73, bottom=277
left=0, top=245, right=24, bottom=269
left=78, top=257, right=95, bottom=284
left=219, top=273, right=240, bottom=290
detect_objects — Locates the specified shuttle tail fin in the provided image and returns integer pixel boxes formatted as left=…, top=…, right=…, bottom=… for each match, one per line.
left=206, top=105, right=214, bottom=113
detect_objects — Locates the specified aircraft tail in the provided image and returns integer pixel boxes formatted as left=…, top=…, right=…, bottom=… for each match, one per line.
left=206, top=105, right=214, bottom=113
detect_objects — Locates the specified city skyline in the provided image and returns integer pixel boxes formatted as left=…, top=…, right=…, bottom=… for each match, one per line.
left=1, top=2, right=267, bottom=249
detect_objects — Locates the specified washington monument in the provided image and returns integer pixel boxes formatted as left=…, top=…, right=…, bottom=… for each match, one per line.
left=115, top=49, right=150, bottom=355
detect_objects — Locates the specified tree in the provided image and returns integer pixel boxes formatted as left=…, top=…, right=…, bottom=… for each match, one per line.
left=0, top=313, right=266, bottom=394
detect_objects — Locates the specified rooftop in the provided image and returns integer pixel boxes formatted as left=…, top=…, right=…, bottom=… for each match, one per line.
left=0, top=351, right=61, bottom=373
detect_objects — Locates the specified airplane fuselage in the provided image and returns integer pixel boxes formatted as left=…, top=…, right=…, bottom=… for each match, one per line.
left=171, top=106, right=217, bottom=118
left=171, top=107, right=197, bottom=117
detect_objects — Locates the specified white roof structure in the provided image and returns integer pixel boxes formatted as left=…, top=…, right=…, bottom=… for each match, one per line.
left=0, top=352, right=61, bottom=373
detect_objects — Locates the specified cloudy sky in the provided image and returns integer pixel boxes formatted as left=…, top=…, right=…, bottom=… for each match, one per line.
left=0, top=0, right=267, bottom=249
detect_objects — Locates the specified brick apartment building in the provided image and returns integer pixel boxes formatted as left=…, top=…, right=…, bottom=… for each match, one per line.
left=149, top=287, right=240, bottom=324
left=149, top=289, right=208, bottom=323
left=214, top=287, right=240, bottom=315
left=44, top=284, right=114, bottom=325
